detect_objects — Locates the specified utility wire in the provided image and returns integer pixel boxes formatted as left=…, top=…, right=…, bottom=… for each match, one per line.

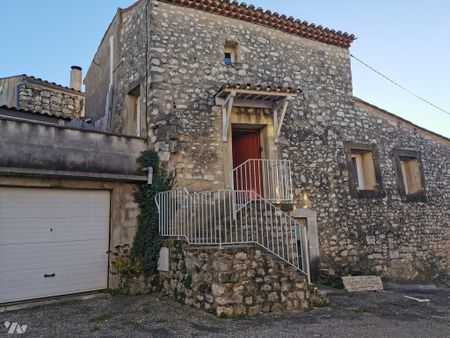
left=350, top=54, right=450, bottom=117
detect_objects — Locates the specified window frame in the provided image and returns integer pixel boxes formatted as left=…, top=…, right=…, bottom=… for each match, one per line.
left=345, top=142, right=384, bottom=199
left=224, top=41, right=239, bottom=64
left=126, top=83, right=142, bottom=137
left=393, top=149, right=426, bottom=202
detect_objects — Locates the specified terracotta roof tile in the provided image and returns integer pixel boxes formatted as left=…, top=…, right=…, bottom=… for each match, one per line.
left=158, top=0, right=356, bottom=48
left=23, top=75, right=84, bottom=94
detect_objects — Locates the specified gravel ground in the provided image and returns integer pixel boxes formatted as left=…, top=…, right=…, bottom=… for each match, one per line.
left=1, top=287, right=449, bottom=338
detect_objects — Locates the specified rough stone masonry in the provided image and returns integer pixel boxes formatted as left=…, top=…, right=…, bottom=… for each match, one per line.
left=85, top=0, right=450, bottom=285
left=159, top=240, right=313, bottom=316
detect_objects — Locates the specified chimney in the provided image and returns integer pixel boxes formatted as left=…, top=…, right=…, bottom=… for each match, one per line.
left=70, top=65, right=82, bottom=91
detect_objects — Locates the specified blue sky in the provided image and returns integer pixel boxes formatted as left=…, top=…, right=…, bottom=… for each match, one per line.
left=1, top=0, right=449, bottom=137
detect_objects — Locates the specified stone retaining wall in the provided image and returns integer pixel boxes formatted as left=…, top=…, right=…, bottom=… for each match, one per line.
left=159, top=240, right=311, bottom=316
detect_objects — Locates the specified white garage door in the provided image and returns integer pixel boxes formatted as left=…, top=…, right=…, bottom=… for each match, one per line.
left=0, top=188, right=110, bottom=304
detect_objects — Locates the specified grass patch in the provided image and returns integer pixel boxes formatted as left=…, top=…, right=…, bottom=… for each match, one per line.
left=312, top=298, right=330, bottom=308
left=121, top=318, right=136, bottom=326
left=91, top=311, right=115, bottom=324
left=219, top=312, right=249, bottom=320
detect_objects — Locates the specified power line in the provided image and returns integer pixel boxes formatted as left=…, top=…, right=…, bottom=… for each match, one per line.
left=350, top=54, right=450, bottom=117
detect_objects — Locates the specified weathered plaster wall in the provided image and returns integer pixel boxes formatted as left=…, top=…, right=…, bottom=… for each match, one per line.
left=0, top=117, right=147, bottom=176
left=160, top=240, right=311, bottom=316
left=0, top=76, right=22, bottom=107
left=0, top=176, right=139, bottom=288
left=85, top=11, right=122, bottom=122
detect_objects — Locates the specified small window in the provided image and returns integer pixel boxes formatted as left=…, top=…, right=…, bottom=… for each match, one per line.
left=224, top=41, right=239, bottom=64
left=126, top=85, right=141, bottom=137
left=394, top=149, right=426, bottom=201
left=400, top=157, right=422, bottom=194
left=345, top=142, right=384, bottom=198
left=351, top=151, right=376, bottom=190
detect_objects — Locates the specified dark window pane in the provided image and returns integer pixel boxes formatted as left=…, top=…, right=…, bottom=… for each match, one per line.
left=224, top=52, right=232, bottom=63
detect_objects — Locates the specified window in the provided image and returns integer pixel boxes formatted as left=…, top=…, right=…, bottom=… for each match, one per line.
left=345, top=142, right=384, bottom=198
left=400, top=158, right=422, bottom=194
left=224, top=41, right=239, bottom=64
left=351, top=151, right=376, bottom=190
left=126, top=85, right=141, bottom=137
left=394, top=149, right=426, bottom=201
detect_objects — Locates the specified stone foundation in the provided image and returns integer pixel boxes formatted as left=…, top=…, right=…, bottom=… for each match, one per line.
left=159, top=240, right=311, bottom=316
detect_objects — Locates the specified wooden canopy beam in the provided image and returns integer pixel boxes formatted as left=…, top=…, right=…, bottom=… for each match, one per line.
left=273, top=97, right=293, bottom=144
left=222, top=91, right=236, bottom=142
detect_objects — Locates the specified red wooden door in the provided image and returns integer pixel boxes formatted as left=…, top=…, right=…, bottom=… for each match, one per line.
left=232, top=129, right=262, bottom=196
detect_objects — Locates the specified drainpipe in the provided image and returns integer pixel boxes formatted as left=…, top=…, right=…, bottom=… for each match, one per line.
left=105, top=35, right=114, bottom=131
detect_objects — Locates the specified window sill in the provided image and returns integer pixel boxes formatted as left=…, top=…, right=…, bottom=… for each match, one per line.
left=224, top=61, right=242, bottom=68
left=352, top=189, right=385, bottom=199
left=401, top=190, right=427, bottom=203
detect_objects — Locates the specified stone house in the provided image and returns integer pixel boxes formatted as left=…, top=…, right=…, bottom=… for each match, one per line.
left=1, top=0, right=448, bottom=316
left=84, top=0, right=449, bottom=293
left=0, top=66, right=85, bottom=118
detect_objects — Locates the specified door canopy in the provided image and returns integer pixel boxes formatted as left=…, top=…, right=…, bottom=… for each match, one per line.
left=215, top=83, right=301, bottom=143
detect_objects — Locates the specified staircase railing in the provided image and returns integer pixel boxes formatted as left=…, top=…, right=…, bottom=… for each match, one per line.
left=155, top=188, right=310, bottom=280
left=230, top=159, right=293, bottom=203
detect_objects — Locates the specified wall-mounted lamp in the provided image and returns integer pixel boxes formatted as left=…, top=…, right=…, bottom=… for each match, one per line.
left=303, top=191, right=309, bottom=209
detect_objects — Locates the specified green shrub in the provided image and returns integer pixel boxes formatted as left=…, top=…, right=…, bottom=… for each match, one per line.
left=132, top=150, right=173, bottom=276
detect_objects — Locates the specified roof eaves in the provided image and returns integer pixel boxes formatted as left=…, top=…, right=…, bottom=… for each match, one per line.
left=158, top=0, right=356, bottom=48
left=24, top=75, right=84, bottom=94
left=0, top=105, right=73, bottom=121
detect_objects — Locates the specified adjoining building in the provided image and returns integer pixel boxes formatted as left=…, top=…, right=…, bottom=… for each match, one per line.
left=0, top=66, right=85, bottom=119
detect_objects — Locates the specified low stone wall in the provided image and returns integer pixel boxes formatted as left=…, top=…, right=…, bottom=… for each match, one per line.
left=159, top=240, right=311, bottom=317
left=17, top=82, right=84, bottom=118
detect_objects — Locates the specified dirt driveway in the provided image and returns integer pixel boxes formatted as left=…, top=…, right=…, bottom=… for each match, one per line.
left=1, top=286, right=449, bottom=338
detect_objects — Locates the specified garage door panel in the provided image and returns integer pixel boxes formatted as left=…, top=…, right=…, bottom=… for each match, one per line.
left=0, top=240, right=108, bottom=274
left=0, top=190, right=110, bottom=218
left=0, top=216, right=109, bottom=245
left=0, top=188, right=110, bottom=304
left=0, top=263, right=108, bottom=304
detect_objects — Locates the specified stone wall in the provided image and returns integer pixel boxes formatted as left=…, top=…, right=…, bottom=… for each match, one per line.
left=17, top=81, right=84, bottom=118
left=160, top=240, right=311, bottom=316
left=307, top=100, right=449, bottom=283
left=87, top=0, right=450, bottom=284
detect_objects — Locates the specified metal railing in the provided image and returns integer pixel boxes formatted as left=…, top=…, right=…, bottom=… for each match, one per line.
left=230, top=159, right=293, bottom=203
left=155, top=188, right=310, bottom=279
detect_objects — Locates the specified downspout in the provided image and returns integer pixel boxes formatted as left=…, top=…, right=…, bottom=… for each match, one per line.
left=106, top=35, right=114, bottom=131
